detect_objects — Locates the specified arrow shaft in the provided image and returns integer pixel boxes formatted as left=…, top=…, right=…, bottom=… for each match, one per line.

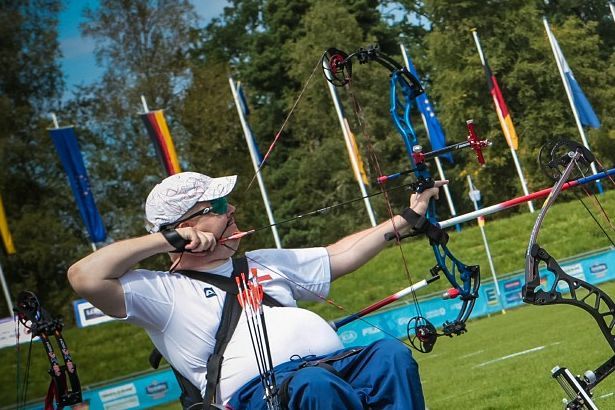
left=332, top=276, right=440, bottom=330
left=439, top=167, right=615, bottom=229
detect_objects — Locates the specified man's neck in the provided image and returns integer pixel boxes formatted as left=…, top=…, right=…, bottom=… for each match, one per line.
left=173, top=255, right=232, bottom=272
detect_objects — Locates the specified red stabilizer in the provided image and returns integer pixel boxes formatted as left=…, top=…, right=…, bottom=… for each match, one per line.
left=377, top=175, right=388, bottom=185
left=442, top=288, right=460, bottom=300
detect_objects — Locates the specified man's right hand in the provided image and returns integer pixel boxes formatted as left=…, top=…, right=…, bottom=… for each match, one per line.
left=175, top=227, right=217, bottom=253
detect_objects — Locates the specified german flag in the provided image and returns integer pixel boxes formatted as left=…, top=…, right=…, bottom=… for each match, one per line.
left=141, top=110, right=181, bottom=175
left=472, top=30, right=519, bottom=150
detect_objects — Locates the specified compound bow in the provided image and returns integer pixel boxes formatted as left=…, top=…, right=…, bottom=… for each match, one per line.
left=321, top=45, right=486, bottom=352
left=14, top=291, right=82, bottom=410
left=523, top=139, right=614, bottom=409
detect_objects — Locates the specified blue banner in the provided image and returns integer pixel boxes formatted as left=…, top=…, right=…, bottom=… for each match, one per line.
left=404, top=55, right=453, bottom=163
left=49, top=127, right=106, bottom=243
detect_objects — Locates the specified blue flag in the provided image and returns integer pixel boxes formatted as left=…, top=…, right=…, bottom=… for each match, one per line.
left=49, top=127, right=107, bottom=243
left=404, top=55, right=453, bottom=163
left=237, top=83, right=264, bottom=165
left=549, top=29, right=601, bottom=128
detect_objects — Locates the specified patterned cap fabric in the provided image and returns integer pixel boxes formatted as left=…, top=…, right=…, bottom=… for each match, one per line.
left=145, top=172, right=237, bottom=233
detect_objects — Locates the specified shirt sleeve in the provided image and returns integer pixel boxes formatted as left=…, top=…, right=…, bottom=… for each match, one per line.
left=246, top=248, right=331, bottom=305
left=118, top=269, right=174, bottom=332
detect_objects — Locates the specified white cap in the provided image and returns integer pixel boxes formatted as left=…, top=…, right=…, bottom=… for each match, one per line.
left=145, top=172, right=237, bottom=233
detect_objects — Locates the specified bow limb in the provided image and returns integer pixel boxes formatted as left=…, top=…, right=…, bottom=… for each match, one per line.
left=14, top=291, right=83, bottom=408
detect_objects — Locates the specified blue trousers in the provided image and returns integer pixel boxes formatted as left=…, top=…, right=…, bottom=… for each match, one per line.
left=227, top=338, right=425, bottom=409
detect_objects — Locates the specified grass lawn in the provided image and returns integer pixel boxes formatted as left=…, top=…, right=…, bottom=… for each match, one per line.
left=2, top=189, right=614, bottom=409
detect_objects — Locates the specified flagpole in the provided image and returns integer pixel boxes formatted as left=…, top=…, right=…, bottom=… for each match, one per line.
left=322, top=59, right=378, bottom=226
left=471, top=30, right=535, bottom=213
left=228, top=77, right=283, bottom=247
left=399, top=44, right=459, bottom=224
left=50, top=113, right=97, bottom=251
left=467, top=176, right=506, bottom=314
left=0, top=262, right=12, bottom=315
left=141, top=95, right=149, bottom=113
left=543, top=18, right=603, bottom=193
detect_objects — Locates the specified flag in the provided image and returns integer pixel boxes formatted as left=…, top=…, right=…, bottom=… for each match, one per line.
left=404, top=55, right=453, bottom=162
left=547, top=24, right=601, bottom=128
left=141, top=110, right=182, bottom=176
left=237, top=83, right=264, bottom=166
left=49, top=127, right=107, bottom=243
left=0, top=195, right=15, bottom=254
left=343, top=118, right=369, bottom=185
left=473, top=31, right=519, bottom=150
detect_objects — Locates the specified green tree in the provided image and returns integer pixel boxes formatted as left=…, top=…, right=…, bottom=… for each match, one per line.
left=0, top=0, right=86, bottom=317
left=189, top=0, right=415, bottom=248
left=64, top=0, right=199, bottom=245
left=419, top=0, right=614, bottom=213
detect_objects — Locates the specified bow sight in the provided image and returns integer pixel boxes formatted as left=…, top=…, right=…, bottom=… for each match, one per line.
left=15, top=291, right=82, bottom=409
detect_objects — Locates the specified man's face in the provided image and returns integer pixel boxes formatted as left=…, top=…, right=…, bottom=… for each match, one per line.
left=193, top=200, right=237, bottom=239
left=178, top=200, right=240, bottom=253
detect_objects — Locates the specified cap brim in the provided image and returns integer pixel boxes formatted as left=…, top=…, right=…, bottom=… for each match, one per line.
left=194, top=175, right=237, bottom=202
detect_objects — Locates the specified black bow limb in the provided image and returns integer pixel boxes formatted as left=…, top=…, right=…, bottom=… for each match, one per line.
left=15, top=291, right=82, bottom=409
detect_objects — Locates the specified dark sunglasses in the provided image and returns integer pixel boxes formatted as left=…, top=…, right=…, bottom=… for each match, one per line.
left=160, top=197, right=228, bottom=231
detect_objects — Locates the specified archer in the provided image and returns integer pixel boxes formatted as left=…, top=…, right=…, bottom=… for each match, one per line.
left=68, top=171, right=447, bottom=409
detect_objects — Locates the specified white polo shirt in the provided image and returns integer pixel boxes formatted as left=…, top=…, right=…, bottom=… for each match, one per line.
left=119, top=247, right=344, bottom=403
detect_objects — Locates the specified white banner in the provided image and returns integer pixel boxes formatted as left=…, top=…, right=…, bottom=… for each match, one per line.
left=0, top=316, right=36, bottom=349
left=73, top=299, right=115, bottom=328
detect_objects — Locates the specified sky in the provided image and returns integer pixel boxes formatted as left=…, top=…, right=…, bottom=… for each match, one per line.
left=58, top=0, right=229, bottom=96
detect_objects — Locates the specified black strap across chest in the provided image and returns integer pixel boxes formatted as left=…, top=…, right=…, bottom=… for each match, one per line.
left=174, top=256, right=283, bottom=407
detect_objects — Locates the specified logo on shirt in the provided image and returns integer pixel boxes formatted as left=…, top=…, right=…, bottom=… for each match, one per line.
left=204, top=287, right=217, bottom=298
